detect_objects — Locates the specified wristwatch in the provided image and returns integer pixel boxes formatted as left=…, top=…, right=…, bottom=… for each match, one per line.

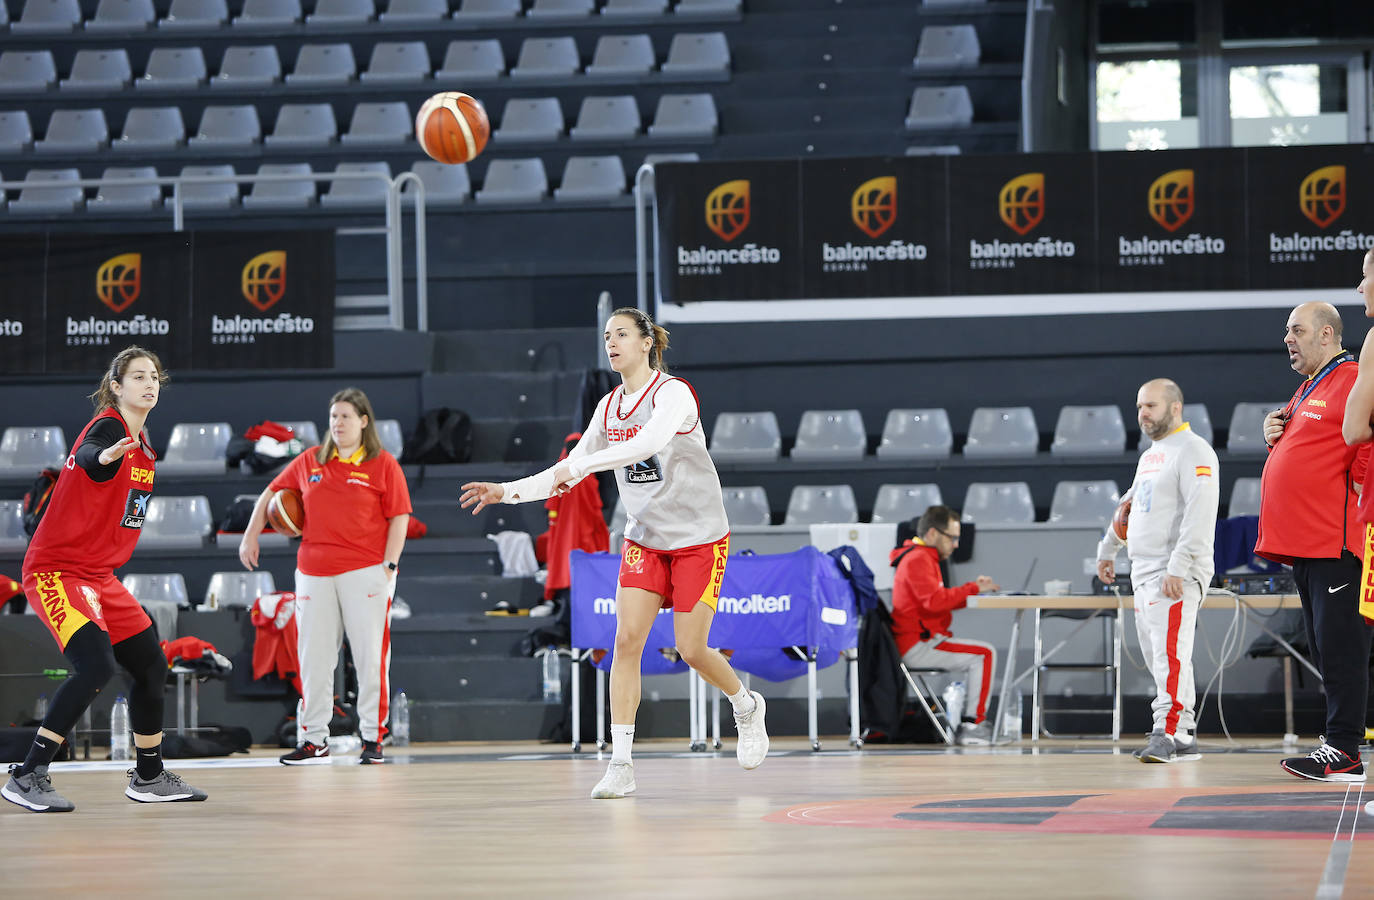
left=385, top=561, right=398, bottom=572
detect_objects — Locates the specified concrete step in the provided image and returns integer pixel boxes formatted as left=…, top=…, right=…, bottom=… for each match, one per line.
left=395, top=576, right=545, bottom=617
left=392, top=654, right=543, bottom=703
left=418, top=372, right=585, bottom=419
left=409, top=497, right=547, bottom=540
left=430, top=327, right=598, bottom=373
left=411, top=698, right=561, bottom=742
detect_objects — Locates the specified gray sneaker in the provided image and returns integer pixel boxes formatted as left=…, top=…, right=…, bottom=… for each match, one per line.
left=125, top=769, right=208, bottom=803
left=2, top=765, right=74, bottom=813
left=1139, top=732, right=1176, bottom=763
left=956, top=720, right=993, bottom=746
left=1173, top=734, right=1201, bottom=761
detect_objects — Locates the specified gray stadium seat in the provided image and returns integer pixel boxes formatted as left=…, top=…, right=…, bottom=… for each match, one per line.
left=35, top=108, right=108, bottom=153
left=243, top=163, right=316, bottom=210
left=527, top=0, right=593, bottom=20
left=137, top=496, right=214, bottom=551
left=376, top=418, right=404, bottom=457
left=494, top=97, right=564, bottom=143
left=1229, top=477, right=1261, bottom=518
left=341, top=101, right=411, bottom=146
left=0, top=112, right=34, bottom=153
left=380, top=0, right=446, bottom=24
left=158, top=422, right=232, bottom=476
left=452, top=0, right=520, bottom=22
left=511, top=37, right=581, bottom=80
left=876, top=408, right=952, bottom=460
left=279, top=420, right=319, bottom=445
left=305, top=0, right=373, bottom=27
left=137, top=47, right=206, bottom=90
left=189, top=104, right=261, bottom=149
left=60, top=49, right=132, bottom=92
left=961, top=482, right=1035, bottom=524
left=905, top=144, right=962, bottom=155
left=12, top=0, right=80, bottom=33
left=661, top=31, right=730, bottom=79
left=0, top=500, right=29, bottom=552
left=204, top=571, right=276, bottom=609
left=790, top=409, right=867, bottom=462
left=905, top=85, right=974, bottom=130
left=570, top=95, right=640, bottom=141
left=87, top=0, right=155, bottom=30
left=211, top=45, right=281, bottom=89
left=264, top=102, right=338, bottom=148
left=287, top=43, right=356, bottom=86
left=405, top=160, right=471, bottom=205
left=1051, top=405, right=1127, bottom=457
left=172, top=164, right=239, bottom=211
left=360, top=41, right=430, bottom=84
left=0, top=51, right=58, bottom=93
left=8, top=170, right=83, bottom=214
left=159, top=0, right=228, bottom=29
left=871, top=484, right=944, bottom=525
left=963, top=406, right=1038, bottom=458
left=586, top=34, right=655, bottom=78
left=913, top=24, right=981, bottom=70
left=1141, top=403, right=1214, bottom=450
left=647, top=93, right=718, bottom=139
left=784, top=485, right=859, bottom=526
left=1227, top=402, right=1284, bottom=455
left=0, top=2, right=7, bottom=27
left=675, top=0, right=740, bottom=16
left=122, top=573, right=190, bottom=607
left=474, top=157, right=548, bottom=204
left=643, top=151, right=700, bottom=167
left=321, top=161, right=391, bottom=209
left=555, top=155, right=626, bottom=202
left=113, top=106, right=185, bottom=152
left=1048, top=480, right=1121, bottom=526
left=601, top=0, right=668, bottom=17
left=88, top=166, right=162, bottom=212
left=722, top=486, right=770, bottom=526
left=232, top=0, right=300, bottom=28
left=709, top=411, right=781, bottom=463
left=437, top=39, right=506, bottom=82
left=0, top=426, right=66, bottom=474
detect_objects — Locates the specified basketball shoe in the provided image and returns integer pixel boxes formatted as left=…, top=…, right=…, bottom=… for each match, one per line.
left=359, top=741, right=384, bottom=765
left=1280, top=739, right=1365, bottom=782
left=590, top=761, right=636, bottom=799
left=126, top=769, right=208, bottom=803
left=2, top=765, right=74, bottom=813
left=956, top=721, right=993, bottom=746
left=280, top=741, right=330, bottom=765
left=734, top=690, right=769, bottom=769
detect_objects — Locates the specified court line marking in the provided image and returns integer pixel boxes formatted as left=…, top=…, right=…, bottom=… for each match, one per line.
left=1315, top=782, right=1363, bottom=900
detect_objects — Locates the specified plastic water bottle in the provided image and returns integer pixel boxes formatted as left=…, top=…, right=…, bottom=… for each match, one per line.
left=33, top=693, right=48, bottom=722
left=391, top=691, right=410, bottom=747
left=541, top=648, right=562, bottom=704
left=1001, top=691, right=1024, bottom=740
left=110, top=695, right=131, bottom=762
left=295, top=698, right=304, bottom=746
left=942, top=681, right=966, bottom=730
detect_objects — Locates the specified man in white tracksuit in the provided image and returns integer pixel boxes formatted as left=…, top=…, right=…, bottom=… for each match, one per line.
left=1097, top=378, right=1219, bottom=764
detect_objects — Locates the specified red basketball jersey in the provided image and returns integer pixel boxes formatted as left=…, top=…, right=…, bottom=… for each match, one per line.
left=23, top=408, right=158, bottom=579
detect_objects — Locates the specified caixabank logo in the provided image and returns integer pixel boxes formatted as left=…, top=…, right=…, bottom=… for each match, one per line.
left=67, top=252, right=170, bottom=348
left=1117, top=169, right=1226, bottom=268
left=821, top=176, right=928, bottom=274
left=1270, top=165, right=1374, bottom=264
left=968, top=173, right=1076, bottom=270
left=677, top=180, right=782, bottom=276
left=210, top=250, right=316, bottom=345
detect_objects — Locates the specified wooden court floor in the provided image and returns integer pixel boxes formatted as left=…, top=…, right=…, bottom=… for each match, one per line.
left=3, top=736, right=1372, bottom=898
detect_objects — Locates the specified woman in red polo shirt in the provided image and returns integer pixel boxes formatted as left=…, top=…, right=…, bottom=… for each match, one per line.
left=239, top=387, right=411, bottom=766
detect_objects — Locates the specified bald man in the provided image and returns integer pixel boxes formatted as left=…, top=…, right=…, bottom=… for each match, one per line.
left=1097, top=379, right=1218, bottom=763
left=1257, top=300, right=1371, bottom=783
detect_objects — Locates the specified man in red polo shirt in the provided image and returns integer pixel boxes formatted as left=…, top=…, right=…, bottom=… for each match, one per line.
left=1257, top=300, right=1372, bottom=782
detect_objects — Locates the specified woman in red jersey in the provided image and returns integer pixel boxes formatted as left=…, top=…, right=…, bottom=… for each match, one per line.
left=3, top=346, right=207, bottom=814
left=239, top=387, right=411, bottom=766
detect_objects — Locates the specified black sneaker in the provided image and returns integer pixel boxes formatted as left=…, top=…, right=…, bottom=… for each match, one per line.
left=279, top=741, right=330, bottom=765
left=1280, top=738, right=1365, bottom=783
left=359, top=740, right=384, bottom=765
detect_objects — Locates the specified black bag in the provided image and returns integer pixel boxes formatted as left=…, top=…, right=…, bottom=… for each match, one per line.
left=21, top=467, right=60, bottom=537
left=218, top=496, right=256, bottom=533
left=162, top=723, right=252, bottom=759
left=402, top=408, right=473, bottom=465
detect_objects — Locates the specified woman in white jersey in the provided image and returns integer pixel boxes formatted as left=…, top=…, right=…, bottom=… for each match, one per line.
left=460, top=307, right=768, bottom=799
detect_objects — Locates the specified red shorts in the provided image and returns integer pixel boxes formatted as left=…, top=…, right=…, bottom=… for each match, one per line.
left=23, top=571, right=151, bottom=651
left=617, top=534, right=729, bottom=612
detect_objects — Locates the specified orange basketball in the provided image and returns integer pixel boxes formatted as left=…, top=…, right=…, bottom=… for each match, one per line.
left=266, top=488, right=304, bottom=538
left=1111, top=497, right=1131, bottom=542
left=416, top=91, right=490, bottom=165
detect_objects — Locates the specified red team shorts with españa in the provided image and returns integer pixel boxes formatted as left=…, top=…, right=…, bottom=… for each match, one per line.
left=618, top=534, right=730, bottom=612
left=23, top=571, right=151, bottom=651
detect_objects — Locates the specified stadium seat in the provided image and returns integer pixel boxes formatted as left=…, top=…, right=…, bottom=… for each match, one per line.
left=0, top=500, right=29, bottom=552
left=321, top=161, right=391, bottom=209
left=661, top=32, right=730, bottom=79
left=405, top=160, right=471, bottom=205
left=0, top=426, right=67, bottom=475
left=122, top=573, right=190, bottom=607
left=203, top=571, right=276, bottom=609
left=570, top=95, right=639, bottom=141
left=137, top=47, right=207, bottom=91
left=870, top=483, right=944, bottom=525
left=961, top=482, right=1035, bottom=524
left=159, top=0, right=229, bottom=29
left=721, top=486, right=771, bottom=526
left=211, top=45, right=281, bottom=89
left=86, top=0, right=155, bottom=31
left=676, top=0, right=740, bottom=16
left=1229, top=477, right=1261, bottom=518
left=554, top=155, right=626, bottom=202
left=12, top=0, right=81, bottom=33
left=905, top=144, right=962, bottom=155
left=511, top=37, right=581, bottom=80
left=790, top=409, right=867, bottom=461
left=875, top=408, right=952, bottom=460
left=452, top=0, right=520, bottom=23
left=437, top=39, right=506, bottom=82
left=474, top=157, right=548, bottom=204
left=113, top=106, right=186, bottom=152
left=643, top=151, right=700, bottom=167
left=913, top=24, right=981, bottom=70
left=242, top=162, right=316, bottom=210
left=601, top=0, right=668, bottom=17
left=709, top=411, right=781, bottom=463
left=1048, top=480, right=1121, bottom=526
left=494, top=97, right=564, bottom=143
left=0, top=51, right=59, bottom=93
left=1140, top=403, right=1214, bottom=450
left=287, top=43, right=356, bottom=86
left=376, top=418, right=404, bottom=457
left=279, top=420, right=320, bottom=445
left=88, top=166, right=162, bottom=212
left=905, top=85, right=974, bottom=130
left=60, top=49, right=133, bottom=91
left=138, top=496, right=214, bottom=550
left=264, top=102, right=338, bottom=148
left=380, top=0, right=446, bottom=24
left=1051, top=405, right=1127, bottom=457
left=341, top=101, right=411, bottom=147
left=305, top=0, right=373, bottom=27
left=158, top=422, right=232, bottom=476
left=172, top=163, right=239, bottom=211
left=232, top=0, right=301, bottom=28
left=360, top=41, right=431, bottom=84
left=0, top=112, right=34, bottom=153
left=784, top=485, right=859, bottom=526
left=9, top=169, right=84, bottom=214
left=586, top=34, right=655, bottom=78
left=963, top=406, right=1038, bottom=458
left=189, top=105, right=261, bottom=150
left=647, top=93, right=718, bottom=139
left=527, top=0, right=593, bottom=20
left=1227, top=402, right=1283, bottom=455
left=35, top=108, right=108, bottom=153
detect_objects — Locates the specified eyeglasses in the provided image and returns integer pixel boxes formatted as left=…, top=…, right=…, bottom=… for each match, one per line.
left=933, top=527, right=960, bottom=544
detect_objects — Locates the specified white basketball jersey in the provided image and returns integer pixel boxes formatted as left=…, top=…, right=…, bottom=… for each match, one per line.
left=601, top=373, right=729, bottom=551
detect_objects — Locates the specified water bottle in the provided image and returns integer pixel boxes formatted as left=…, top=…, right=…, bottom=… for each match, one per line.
left=541, top=647, right=562, bottom=704
left=942, top=680, right=966, bottom=730
left=1001, top=691, right=1024, bottom=740
left=295, top=698, right=304, bottom=747
left=33, top=693, right=48, bottom=722
left=391, top=691, right=410, bottom=747
left=110, top=695, right=131, bottom=762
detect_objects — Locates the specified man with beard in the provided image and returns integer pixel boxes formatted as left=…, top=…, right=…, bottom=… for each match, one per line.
left=1097, top=378, right=1218, bottom=764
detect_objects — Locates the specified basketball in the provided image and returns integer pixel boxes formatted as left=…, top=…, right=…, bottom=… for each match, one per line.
left=266, top=488, right=304, bottom=538
left=1111, top=497, right=1131, bottom=541
left=416, top=91, right=490, bottom=165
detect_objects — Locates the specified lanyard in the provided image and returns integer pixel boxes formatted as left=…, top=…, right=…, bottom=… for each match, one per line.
left=1286, top=351, right=1354, bottom=416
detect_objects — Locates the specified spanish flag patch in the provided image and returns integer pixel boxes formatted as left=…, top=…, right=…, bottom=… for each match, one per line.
left=1194, top=466, right=1213, bottom=477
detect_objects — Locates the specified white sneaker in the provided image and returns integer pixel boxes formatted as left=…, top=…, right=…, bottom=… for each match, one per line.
left=529, top=601, right=556, bottom=618
left=590, top=761, right=636, bottom=799
left=733, top=690, right=769, bottom=769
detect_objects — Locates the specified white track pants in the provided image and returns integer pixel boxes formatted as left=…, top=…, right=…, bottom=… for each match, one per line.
left=901, top=636, right=997, bottom=723
left=295, top=564, right=393, bottom=745
left=1131, top=573, right=1202, bottom=738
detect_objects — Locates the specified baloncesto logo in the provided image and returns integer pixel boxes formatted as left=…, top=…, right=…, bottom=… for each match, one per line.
left=822, top=176, right=928, bottom=273
left=97, top=253, right=141, bottom=313
left=211, top=250, right=316, bottom=345
left=677, top=179, right=782, bottom=276
left=1270, top=165, right=1373, bottom=264
left=1116, top=169, right=1226, bottom=268
left=968, top=172, right=1075, bottom=269
left=68, top=252, right=170, bottom=348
